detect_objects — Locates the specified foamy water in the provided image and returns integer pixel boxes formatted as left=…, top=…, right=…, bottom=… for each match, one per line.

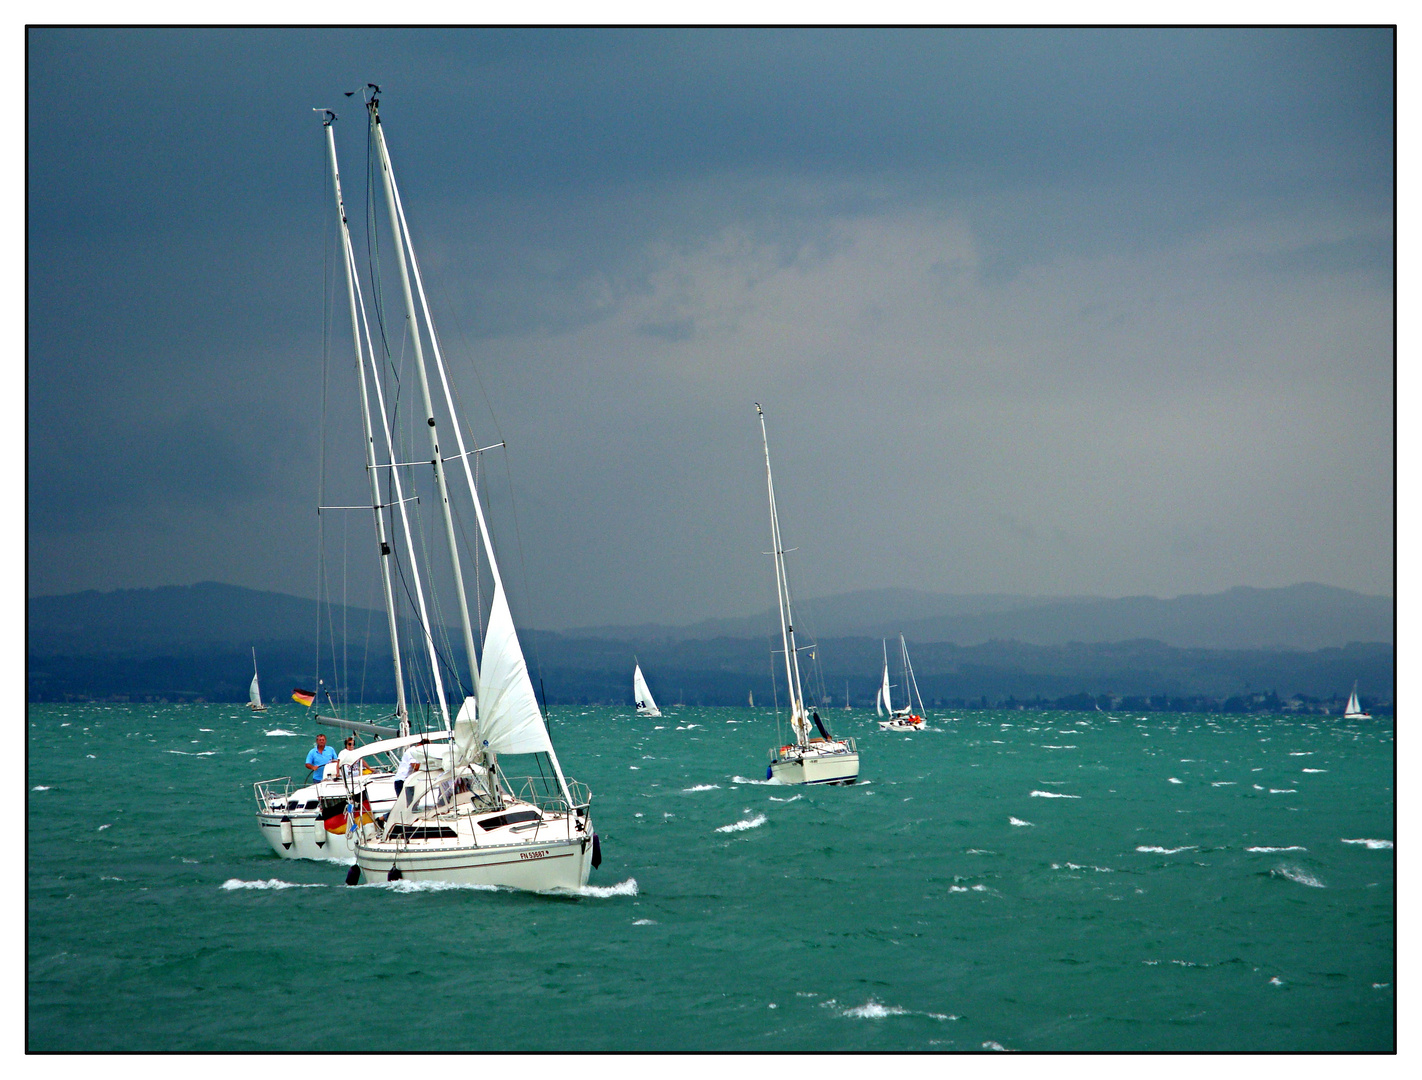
left=716, top=813, right=768, bottom=833
left=1030, top=790, right=1080, bottom=798
left=1342, top=838, right=1393, bottom=850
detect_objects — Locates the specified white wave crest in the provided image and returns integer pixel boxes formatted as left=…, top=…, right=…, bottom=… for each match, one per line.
left=1009, top=817, right=1033, bottom=827
left=1211, top=781, right=1236, bottom=787
left=1167, top=777, right=1183, bottom=784
left=1274, top=865, right=1325, bottom=888
left=1289, top=752, right=1312, bottom=756
left=1135, top=845, right=1196, bottom=854
left=572, top=878, right=639, bottom=898
left=767, top=794, right=803, bottom=802
left=731, top=775, right=781, bottom=785
left=841, top=1000, right=910, bottom=1019
left=221, top=878, right=326, bottom=890
left=199, top=728, right=213, bottom=732
left=166, top=750, right=218, bottom=756
left=1246, top=846, right=1306, bottom=853
left=1269, top=789, right=1297, bottom=794
left=1269, top=976, right=1284, bottom=986
left=682, top=784, right=720, bottom=792
left=1341, top=838, right=1393, bottom=850
left=31, top=786, right=50, bottom=792
left=264, top=729, right=302, bottom=737
left=1030, top=790, right=1080, bottom=798
left=716, top=813, right=768, bottom=833
left=982, top=1040, right=1008, bottom=1051
left=1302, top=768, right=1327, bottom=773
left=632, top=918, right=657, bottom=925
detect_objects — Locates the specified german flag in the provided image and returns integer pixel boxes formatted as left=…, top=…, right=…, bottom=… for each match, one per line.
left=292, top=688, right=316, bottom=707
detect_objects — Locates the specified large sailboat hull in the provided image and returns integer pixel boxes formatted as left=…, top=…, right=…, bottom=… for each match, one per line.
left=770, top=747, right=860, bottom=785
left=352, top=832, right=594, bottom=892
left=255, top=775, right=397, bottom=862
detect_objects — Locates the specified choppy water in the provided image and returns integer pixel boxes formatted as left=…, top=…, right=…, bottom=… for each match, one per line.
left=28, top=704, right=1394, bottom=1050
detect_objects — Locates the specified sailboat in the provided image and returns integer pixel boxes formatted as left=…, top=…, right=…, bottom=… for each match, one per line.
left=844, top=679, right=852, bottom=711
left=1343, top=681, right=1371, bottom=720
left=247, top=648, right=268, bottom=712
left=748, top=690, right=754, bottom=708
left=633, top=661, right=662, bottom=717
left=878, top=635, right=926, bottom=730
left=306, top=92, right=597, bottom=891
left=755, top=405, right=859, bottom=785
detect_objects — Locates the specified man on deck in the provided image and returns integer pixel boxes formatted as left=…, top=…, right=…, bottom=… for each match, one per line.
left=305, top=733, right=337, bottom=783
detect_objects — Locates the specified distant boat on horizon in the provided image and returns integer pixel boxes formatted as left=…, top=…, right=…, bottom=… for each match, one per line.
left=1343, top=681, right=1371, bottom=720
left=246, top=647, right=268, bottom=713
left=634, top=660, right=662, bottom=717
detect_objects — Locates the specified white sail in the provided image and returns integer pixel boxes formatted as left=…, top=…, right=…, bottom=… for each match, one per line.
left=249, top=671, right=262, bottom=709
left=878, top=641, right=892, bottom=716
left=633, top=663, right=661, bottom=717
left=477, top=584, right=553, bottom=756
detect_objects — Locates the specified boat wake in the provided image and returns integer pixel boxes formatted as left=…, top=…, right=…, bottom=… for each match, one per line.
left=570, top=878, right=639, bottom=898
left=264, top=729, right=302, bottom=737
left=731, top=775, right=782, bottom=786
left=682, top=784, right=720, bottom=792
left=821, top=997, right=957, bottom=1021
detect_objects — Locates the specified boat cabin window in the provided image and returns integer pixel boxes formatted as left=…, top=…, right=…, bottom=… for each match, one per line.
left=386, top=824, right=458, bottom=841
left=477, top=810, right=542, bottom=831
left=304, top=800, right=319, bottom=810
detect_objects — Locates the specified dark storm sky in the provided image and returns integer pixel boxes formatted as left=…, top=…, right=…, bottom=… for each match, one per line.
left=26, top=27, right=1394, bottom=628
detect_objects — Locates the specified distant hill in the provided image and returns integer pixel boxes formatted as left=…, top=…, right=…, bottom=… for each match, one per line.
left=29, top=581, right=1391, bottom=657
left=568, top=584, right=1392, bottom=651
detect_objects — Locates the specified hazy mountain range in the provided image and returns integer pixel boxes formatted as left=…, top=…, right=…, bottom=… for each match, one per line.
left=28, top=581, right=1393, bottom=656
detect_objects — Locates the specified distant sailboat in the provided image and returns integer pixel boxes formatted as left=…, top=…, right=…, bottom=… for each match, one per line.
left=1343, top=682, right=1371, bottom=720
left=634, top=661, right=662, bottom=717
left=844, top=679, right=852, bottom=711
left=755, top=404, right=859, bottom=785
left=247, top=648, right=268, bottom=712
left=748, top=690, right=754, bottom=708
left=878, top=635, right=926, bottom=731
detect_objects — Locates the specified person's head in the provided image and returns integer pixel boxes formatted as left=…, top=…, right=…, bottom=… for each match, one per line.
left=344, top=737, right=355, bottom=751
left=315, top=734, right=326, bottom=749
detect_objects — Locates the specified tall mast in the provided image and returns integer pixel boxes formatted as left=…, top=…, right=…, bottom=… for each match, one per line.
left=322, top=110, right=409, bottom=728
left=757, top=404, right=808, bottom=743
left=368, top=93, right=480, bottom=720
left=366, top=92, right=575, bottom=805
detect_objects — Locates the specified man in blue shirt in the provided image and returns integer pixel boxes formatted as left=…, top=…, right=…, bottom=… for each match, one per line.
left=305, top=733, right=337, bottom=784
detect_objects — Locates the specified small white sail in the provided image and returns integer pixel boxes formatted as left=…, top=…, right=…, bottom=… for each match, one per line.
left=878, top=641, right=892, bottom=716
left=634, top=663, right=662, bottom=717
left=477, top=584, right=553, bottom=756
left=249, top=671, right=263, bottom=710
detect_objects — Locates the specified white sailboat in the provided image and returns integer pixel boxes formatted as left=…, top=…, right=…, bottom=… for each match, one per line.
left=247, top=647, right=268, bottom=712
left=633, top=661, right=662, bottom=717
left=878, top=635, right=926, bottom=730
left=309, top=93, right=597, bottom=891
left=1343, top=681, right=1371, bottom=720
left=755, top=404, right=859, bottom=785
left=844, top=679, right=852, bottom=711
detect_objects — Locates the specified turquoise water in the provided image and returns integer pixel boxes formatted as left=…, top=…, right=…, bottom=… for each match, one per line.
left=28, top=703, right=1393, bottom=1051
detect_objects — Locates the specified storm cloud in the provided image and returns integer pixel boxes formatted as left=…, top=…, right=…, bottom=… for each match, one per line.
left=27, top=28, right=1393, bottom=627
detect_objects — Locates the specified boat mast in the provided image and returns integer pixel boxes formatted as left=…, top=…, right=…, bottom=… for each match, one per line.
left=322, top=110, right=410, bottom=730
left=368, top=91, right=576, bottom=806
left=901, top=633, right=924, bottom=714
left=367, top=92, right=479, bottom=726
left=756, top=404, right=808, bottom=743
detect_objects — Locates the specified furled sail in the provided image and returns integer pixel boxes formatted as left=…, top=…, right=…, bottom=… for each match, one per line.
left=476, top=584, right=553, bottom=756
left=633, top=663, right=661, bottom=717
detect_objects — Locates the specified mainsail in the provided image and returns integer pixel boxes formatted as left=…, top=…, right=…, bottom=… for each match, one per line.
left=249, top=671, right=263, bottom=710
left=634, top=663, right=661, bottom=717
